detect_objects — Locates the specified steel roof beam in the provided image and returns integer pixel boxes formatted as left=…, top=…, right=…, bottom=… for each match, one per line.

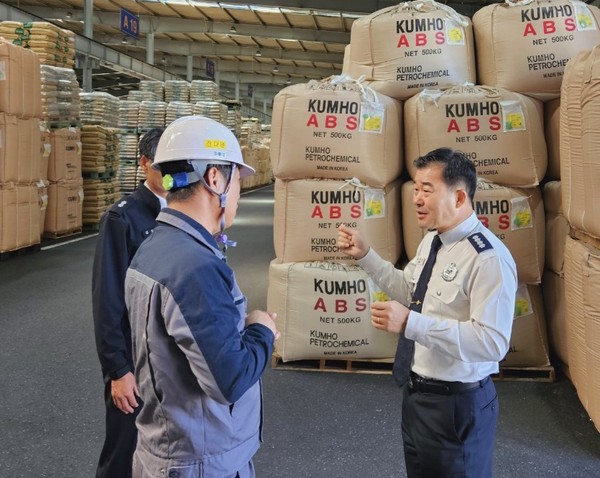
left=24, top=7, right=351, bottom=43
left=107, top=38, right=344, bottom=63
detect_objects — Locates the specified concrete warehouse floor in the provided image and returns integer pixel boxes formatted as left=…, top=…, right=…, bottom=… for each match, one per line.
left=0, top=184, right=599, bottom=477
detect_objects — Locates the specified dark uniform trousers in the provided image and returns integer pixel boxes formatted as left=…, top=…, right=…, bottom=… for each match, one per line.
left=96, top=373, right=143, bottom=478
left=401, top=375, right=498, bottom=478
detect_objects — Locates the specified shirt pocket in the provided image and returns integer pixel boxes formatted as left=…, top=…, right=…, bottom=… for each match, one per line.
left=429, top=282, right=468, bottom=316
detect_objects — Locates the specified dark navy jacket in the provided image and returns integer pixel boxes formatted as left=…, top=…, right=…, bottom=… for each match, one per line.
left=92, top=184, right=161, bottom=379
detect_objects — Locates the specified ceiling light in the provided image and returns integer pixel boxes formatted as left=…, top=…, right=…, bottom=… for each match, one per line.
left=272, top=66, right=279, bottom=73
left=230, top=24, right=237, bottom=33
left=255, top=49, right=262, bottom=57
left=122, top=36, right=128, bottom=44
left=66, top=11, right=72, bottom=19
left=285, top=76, right=291, bottom=85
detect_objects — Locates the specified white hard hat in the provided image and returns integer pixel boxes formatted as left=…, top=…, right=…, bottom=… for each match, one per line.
left=152, top=115, right=255, bottom=178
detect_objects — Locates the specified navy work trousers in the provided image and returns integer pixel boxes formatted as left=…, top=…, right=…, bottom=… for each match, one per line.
left=401, top=376, right=498, bottom=478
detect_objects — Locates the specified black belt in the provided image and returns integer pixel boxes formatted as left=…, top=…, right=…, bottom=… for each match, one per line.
left=407, top=372, right=489, bottom=395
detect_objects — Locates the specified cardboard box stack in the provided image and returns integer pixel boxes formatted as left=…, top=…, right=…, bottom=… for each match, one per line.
left=46, top=126, right=82, bottom=236
left=0, top=40, right=44, bottom=252
left=40, top=63, right=82, bottom=237
left=268, top=75, right=404, bottom=362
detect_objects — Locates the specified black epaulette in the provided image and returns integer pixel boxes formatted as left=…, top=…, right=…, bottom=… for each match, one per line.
left=467, top=232, right=494, bottom=253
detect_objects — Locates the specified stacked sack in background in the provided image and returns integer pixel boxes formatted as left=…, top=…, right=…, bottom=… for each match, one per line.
left=79, top=92, right=120, bottom=228
left=0, top=21, right=75, bottom=68
left=117, top=100, right=142, bottom=195
left=0, top=40, right=44, bottom=252
left=268, top=75, right=404, bottom=362
left=238, top=118, right=272, bottom=190
left=120, top=80, right=270, bottom=193
left=560, top=45, right=600, bottom=432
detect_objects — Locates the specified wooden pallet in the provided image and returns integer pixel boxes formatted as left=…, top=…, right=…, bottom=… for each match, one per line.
left=47, top=120, right=81, bottom=130
left=42, top=228, right=82, bottom=240
left=271, top=355, right=393, bottom=375
left=82, top=222, right=102, bottom=232
left=272, top=355, right=556, bottom=382
left=552, top=359, right=571, bottom=382
left=0, top=243, right=41, bottom=261
left=492, top=365, right=555, bottom=382
left=83, top=171, right=116, bottom=180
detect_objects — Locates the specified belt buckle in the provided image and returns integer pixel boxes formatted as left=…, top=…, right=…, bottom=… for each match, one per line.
left=407, top=374, right=419, bottom=392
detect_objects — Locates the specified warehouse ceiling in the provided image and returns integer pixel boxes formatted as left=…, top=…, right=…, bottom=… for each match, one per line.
left=2, top=0, right=599, bottom=101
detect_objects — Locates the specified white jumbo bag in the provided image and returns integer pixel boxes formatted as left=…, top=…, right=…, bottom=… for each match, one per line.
left=347, top=0, right=476, bottom=100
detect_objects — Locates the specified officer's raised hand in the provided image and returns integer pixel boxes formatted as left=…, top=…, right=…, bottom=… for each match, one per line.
left=337, top=224, right=369, bottom=260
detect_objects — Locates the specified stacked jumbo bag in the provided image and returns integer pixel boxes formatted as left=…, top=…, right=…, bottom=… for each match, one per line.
left=473, top=0, right=600, bottom=100
left=268, top=76, right=404, bottom=361
left=0, top=40, right=44, bottom=252
left=346, top=0, right=476, bottom=100
left=541, top=69, right=567, bottom=368
left=402, top=83, right=550, bottom=368
left=542, top=181, right=569, bottom=366
left=560, top=45, right=600, bottom=431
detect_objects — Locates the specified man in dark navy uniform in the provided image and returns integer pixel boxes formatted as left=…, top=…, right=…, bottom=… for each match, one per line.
left=92, top=128, right=165, bottom=478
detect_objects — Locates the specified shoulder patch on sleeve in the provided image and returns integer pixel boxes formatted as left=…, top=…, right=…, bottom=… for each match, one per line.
left=467, top=232, right=494, bottom=253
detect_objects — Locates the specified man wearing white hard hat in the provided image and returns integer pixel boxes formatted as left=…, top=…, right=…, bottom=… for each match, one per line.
left=124, top=116, right=279, bottom=478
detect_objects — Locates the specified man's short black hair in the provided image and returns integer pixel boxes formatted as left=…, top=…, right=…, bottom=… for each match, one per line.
left=165, top=163, right=233, bottom=202
left=139, top=127, right=165, bottom=162
left=413, top=147, right=477, bottom=203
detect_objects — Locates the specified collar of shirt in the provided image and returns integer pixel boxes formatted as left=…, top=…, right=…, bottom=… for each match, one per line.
left=157, top=208, right=223, bottom=259
left=437, top=212, right=480, bottom=249
left=144, top=180, right=168, bottom=209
